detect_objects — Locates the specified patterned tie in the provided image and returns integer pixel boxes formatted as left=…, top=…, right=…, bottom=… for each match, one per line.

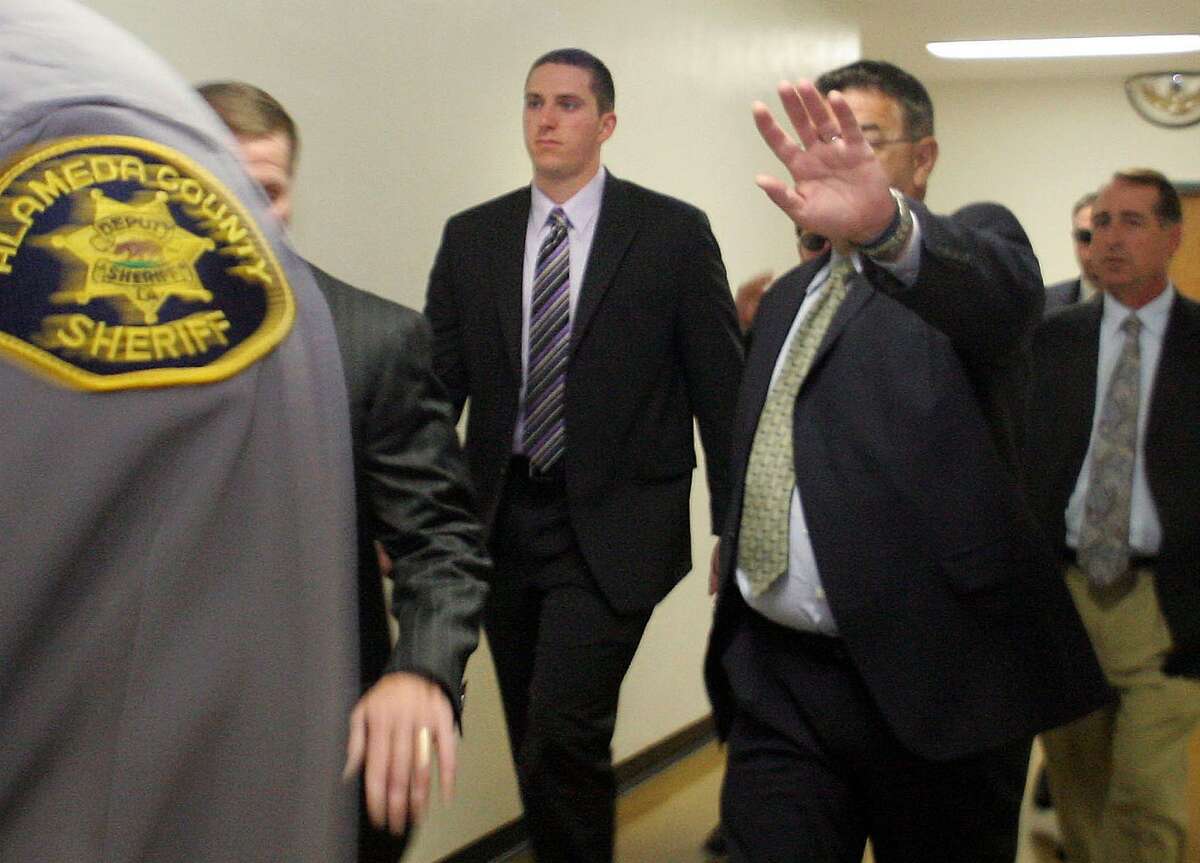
left=523, top=208, right=570, bottom=472
left=1078, top=314, right=1142, bottom=586
left=740, top=257, right=855, bottom=597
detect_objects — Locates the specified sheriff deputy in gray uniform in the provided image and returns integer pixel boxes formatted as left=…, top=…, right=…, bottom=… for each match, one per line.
left=0, top=2, right=366, bottom=859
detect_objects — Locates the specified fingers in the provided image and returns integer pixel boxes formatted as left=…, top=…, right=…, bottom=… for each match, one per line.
left=385, top=720, right=414, bottom=831
left=776, top=81, right=861, bottom=149
left=752, top=100, right=803, bottom=168
left=755, top=173, right=802, bottom=218
left=406, top=725, right=431, bottom=824
left=826, top=91, right=865, bottom=146
left=435, top=716, right=458, bottom=805
left=363, top=702, right=394, bottom=830
left=349, top=675, right=460, bottom=835
left=796, top=81, right=845, bottom=146
left=777, top=81, right=822, bottom=149
left=343, top=703, right=367, bottom=782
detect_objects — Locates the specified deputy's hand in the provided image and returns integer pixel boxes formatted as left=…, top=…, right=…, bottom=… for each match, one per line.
left=344, top=671, right=457, bottom=834
left=752, top=80, right=895, bottom=245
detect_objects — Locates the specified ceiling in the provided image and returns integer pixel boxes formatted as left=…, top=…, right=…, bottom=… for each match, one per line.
left=845, top=0, right=1200, bottom=81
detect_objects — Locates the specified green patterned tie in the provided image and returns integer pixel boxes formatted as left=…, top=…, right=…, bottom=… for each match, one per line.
left=740, top=257, right=855, bottom=597
left=1077, top=314, right=1142, bottom=586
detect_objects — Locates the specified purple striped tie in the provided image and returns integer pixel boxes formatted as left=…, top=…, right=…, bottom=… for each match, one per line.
left=523, top=208, right=570, bottom=471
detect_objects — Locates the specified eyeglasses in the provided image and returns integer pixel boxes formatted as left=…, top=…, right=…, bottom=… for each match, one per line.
left=1073, top=228, right=1093, bottom=245
left=865, top=137, right=916, bottom=152
left=798, top=231, right=829, bottom=253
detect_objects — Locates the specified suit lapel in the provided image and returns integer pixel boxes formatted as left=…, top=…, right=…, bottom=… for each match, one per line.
left=1147, top=294, right=1200, bottom=448
left=493, top=190, right=530, bottom=375
left=571, top=173, right=637, bottom=356
left=740, top=256, right=872, bottom=430
left=803, top=265, right=871, bottom=383
left=741, top=260, right=819, bottom=426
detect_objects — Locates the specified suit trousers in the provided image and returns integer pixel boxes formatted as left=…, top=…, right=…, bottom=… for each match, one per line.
left=720, top=610, right=1029, bottom=863
left=485, top=463, right=651, bottom=863
left=1042, top=564, right=1200, bottom=863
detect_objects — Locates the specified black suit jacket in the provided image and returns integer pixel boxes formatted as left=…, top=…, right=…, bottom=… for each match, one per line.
left=311, top=264, right=488, bottom=710
left=706, top=201, right=1110, bottom=761
left=1045, top=277, right=1083, bottom=314
left=424, top=173, right=744, bottom=613
left=1026, top=293, right=1200, bottom=678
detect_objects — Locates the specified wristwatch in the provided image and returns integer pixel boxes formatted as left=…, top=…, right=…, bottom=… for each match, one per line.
left=855, top=188, right=913, bottom=262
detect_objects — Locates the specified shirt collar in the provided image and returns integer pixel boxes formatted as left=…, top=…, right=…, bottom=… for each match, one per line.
left=1101, top=283, right=1175, bottom=340
left=530, top=166, right=606, bottom=235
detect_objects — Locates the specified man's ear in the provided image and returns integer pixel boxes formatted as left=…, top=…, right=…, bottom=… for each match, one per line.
left=1166, top=222, right=1183, bottom=258
left=912, top=136, right=938, bottom=191
left=598, top=111, right=617, bottom=145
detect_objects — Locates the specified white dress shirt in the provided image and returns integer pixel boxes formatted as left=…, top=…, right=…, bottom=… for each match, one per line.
left=512, top=167, right=606, bottom=453
left=736, top=215, right=923, bottom=635
left=1064, top=285, right=1174, bottom=556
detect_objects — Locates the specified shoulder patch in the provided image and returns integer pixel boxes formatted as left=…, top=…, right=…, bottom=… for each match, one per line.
left=0, top=136, right=293, bottom=390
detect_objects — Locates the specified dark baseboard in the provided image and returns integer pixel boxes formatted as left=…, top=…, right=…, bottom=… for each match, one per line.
left=614, top=713, right=716, bottom=790
left=434, top=714, right=717, bottom=863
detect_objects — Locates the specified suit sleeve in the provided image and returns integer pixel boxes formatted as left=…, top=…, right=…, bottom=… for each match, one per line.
left=869, top=200, right=1044, bottom=369
left=424, top=220, right=469, bottom=419
left=676, top=211, right=745, bottom=532
left=365, top=309, right=489, bottom=718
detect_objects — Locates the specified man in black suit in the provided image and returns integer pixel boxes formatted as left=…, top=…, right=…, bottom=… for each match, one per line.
left=424, top=48, right=743, bottom=863
left=1046, top=192, right=1099, bottom=313
left=1026, top=169, right=1200, bottom=863
left=199, top=82, right=490, bottom=861
left=704, top=61, right=1109, bottom=862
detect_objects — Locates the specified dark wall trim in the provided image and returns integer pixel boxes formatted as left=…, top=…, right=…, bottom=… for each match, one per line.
left=434, top=714, right=717, bottom=863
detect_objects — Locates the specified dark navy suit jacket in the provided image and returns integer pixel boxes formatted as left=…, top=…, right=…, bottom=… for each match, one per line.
left=706, top=201, right=1110, bottom=761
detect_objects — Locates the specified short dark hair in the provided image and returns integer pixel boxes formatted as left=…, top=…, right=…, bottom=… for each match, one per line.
left=196, top=81, right=299, bottom=172
left=528, top=48, right=615, bottom=114
left=1072, top=192, right=1097, bottom=217
left=1111, top=169, right=1182, bottom=225
left=816, top=60, right=933, bottom=140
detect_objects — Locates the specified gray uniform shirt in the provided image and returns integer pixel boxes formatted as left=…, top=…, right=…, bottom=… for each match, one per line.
left=0, top=2, right=358, bottom=860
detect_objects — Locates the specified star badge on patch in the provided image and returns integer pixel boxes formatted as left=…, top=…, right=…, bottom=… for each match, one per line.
left=0, top=135, right=293, bottom=390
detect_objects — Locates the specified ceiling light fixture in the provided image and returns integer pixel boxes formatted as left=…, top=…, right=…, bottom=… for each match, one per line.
left=927, top=35, right=1200, bottom=60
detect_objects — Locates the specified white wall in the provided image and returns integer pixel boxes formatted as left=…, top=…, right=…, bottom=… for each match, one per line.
left=925, top=76, right=1200, bottom=287
left=81, top=1, right=858, bottom=859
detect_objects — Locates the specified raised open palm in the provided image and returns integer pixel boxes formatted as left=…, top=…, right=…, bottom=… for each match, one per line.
left=753, top=80, right=896, bottom=245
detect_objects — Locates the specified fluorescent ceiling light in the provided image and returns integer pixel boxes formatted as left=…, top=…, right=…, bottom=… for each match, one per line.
left=927, top=35, right=1200, bottom=60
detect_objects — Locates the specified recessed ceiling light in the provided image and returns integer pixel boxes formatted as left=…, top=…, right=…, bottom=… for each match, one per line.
left=926, top=35, right=1200, bottom=60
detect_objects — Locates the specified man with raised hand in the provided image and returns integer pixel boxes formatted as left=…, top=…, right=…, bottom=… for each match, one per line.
left=706, top=61, right=1109, bottom=862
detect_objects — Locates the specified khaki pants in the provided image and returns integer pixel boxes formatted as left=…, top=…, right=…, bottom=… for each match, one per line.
left=1042, top=565, right=1200, bottom=863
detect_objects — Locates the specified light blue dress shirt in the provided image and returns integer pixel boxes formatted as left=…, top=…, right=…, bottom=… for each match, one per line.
left=1065, top=286, right=1174, bottom=556
left=736, top=215, right=923, bottom=635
